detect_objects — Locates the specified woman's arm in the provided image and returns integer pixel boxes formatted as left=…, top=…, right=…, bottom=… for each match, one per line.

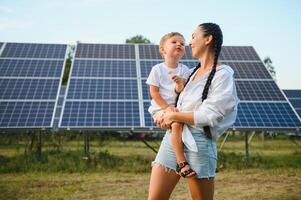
left=162, top=111, right=194, bottom=126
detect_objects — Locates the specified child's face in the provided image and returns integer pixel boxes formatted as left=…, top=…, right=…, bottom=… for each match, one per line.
left=161, top=35, right=185, bottom=59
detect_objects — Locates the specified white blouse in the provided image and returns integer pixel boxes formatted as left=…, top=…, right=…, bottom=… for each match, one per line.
left=177, top=64, right=239, bottom=140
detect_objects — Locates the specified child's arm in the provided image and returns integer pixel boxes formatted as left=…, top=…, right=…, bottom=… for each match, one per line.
left=149, top=85, right=175, bottom=111
left=171, top=75, right=186, bottom=93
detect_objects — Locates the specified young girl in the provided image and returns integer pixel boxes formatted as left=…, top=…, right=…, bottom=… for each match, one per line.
left=146, top=32, right=196, bottom=178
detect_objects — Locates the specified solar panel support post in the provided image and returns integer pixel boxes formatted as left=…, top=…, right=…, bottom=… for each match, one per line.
left=84, top=132, right=90, bottom=156
left=37, top=130, right=44, bottom=159
left=261, top=131, right=265, bottom=147
left=248, top=131, right=256, bottom=144
left=219, top=131, right=231, bottom=152
left=244, top=131, right=249, bottom=160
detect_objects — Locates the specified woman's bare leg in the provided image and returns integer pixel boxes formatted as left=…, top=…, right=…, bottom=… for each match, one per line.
left=148, top=163, right=180, bottom=200
left=187, top=177, right=214, bottom=200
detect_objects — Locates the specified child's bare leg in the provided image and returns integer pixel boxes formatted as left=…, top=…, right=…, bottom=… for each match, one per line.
left=171, top=122, right=185, bottom=163
left=171, top=122, right=196, bottom=178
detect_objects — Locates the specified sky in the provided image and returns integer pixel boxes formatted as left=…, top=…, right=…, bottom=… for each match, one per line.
left=0, top=0, right=300, bottom=89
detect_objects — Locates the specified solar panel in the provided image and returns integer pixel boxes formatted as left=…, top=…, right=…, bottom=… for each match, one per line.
left=219, top=46, right=261, bottom=61
left=1, top=43, right=66, bottom=59
left=60, top=43, right=141, bottom=129
left=0, top=59, right=64, bottom=77
left=0, top=42, right=67, bottom=129
left=234, top=102, right=300, bottom=128
left=0, top=79, right=59, bottom=99
left=284, top=90, right=301, bottom=119
left=236, top=80, right=286, bottom=101
left=67, top=79, right=138, bottom=100
left=61, top=101, right=140, bottom=127
left=284, top=90, right=301, bottom=98
left=72, top=60, right=137, bottom=77
left=0, top=101, right=55, bottom=127
left=75, top=43, right=135, bottom=59
left=224, top=62, right=272, bottom=79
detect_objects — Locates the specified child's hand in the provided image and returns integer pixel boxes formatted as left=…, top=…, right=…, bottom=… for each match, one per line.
left=171, top=75, right=185, bottom=93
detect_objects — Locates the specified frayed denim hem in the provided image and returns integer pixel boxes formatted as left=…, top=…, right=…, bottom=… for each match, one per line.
left=151, top=161, right=177, bottom=174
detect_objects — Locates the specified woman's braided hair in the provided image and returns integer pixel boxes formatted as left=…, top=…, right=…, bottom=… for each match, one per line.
left=177, top=23, right=223, bottom=138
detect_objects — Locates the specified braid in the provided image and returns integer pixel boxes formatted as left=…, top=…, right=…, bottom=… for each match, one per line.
left=200, top=23, right=223, bottom=139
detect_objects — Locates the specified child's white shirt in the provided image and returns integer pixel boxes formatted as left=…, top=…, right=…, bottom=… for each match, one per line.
left=146, top=62, right=191, bottom=113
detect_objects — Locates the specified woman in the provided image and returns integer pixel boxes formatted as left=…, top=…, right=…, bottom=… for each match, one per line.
left=148, top=23, right=239, bottom=200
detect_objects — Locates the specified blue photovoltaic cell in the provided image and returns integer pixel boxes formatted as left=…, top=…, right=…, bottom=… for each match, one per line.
left=75, top=43, right=135, bottom=59
left=0, top=101, right=55, bottom=127
left=0, top=59, right=64, bottom=77
left=288, top=99, right=301, bottom=109
left=236, top=80, right=285, bottom=101
left=284, top=90, right=301, bottom=98
left=224, top=62, right=272, bottom=79
left=0, top=43, right=3, bottom=49
left=138, top=45, right=162, bottom=60
left=67, top=79, right=138, bottom=100
left=72, top=60, right=137, bottom=77
left=1, top=43, right=66, bottom=59
left=234, top=102, right=301, bottom=128
left=219, top=46, right=260, bottom=61
left=0, top=79, right=59, bottom=100
left=60, top=101, right=140, bottom=127
left=144, top=102, right=155, bottom=127
left=283, top=90, right=301, bottom=118
left=142, top=80, right=150, bottom=100
left=140, top=60, right=162, bottom=78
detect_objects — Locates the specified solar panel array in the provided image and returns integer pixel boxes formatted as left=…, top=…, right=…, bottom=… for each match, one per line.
left=59, top=44, right=140, bottom=128
left=283, top=90, right=301, bottom=118
left=0, top=42, right=67, bottom=128
left=1, top=41, right=299, bottom=131
left=59, top=44, right=301, bottom=130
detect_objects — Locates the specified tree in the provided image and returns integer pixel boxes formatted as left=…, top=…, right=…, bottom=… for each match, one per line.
left=263, top=57, right=276, bottom=80
left=125, top=35, right=151, bottom=44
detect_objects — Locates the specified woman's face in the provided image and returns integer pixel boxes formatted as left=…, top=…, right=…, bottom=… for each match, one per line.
left=189, top=26, right=208, bottom=58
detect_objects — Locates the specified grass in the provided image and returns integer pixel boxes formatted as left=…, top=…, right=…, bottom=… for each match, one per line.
left=0, top=133, right=301, bottom=199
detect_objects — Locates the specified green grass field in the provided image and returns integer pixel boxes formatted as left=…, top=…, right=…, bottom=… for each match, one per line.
left=0, top=133, right=300, bottom=199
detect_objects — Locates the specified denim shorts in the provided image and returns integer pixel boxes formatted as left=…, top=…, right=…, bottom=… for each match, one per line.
left=153, top=126, right=217, bottom=179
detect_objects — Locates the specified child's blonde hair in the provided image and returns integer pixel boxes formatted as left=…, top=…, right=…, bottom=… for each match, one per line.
left=159, top=32, right=184, bottom=57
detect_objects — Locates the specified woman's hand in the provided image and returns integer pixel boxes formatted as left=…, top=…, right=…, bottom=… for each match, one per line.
left=155, top=116, right=170, bottom=129
left=162, top=110, right=176, bottom=127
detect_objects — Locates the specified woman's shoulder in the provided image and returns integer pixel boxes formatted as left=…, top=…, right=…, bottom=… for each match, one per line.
left=216, top=64, right=234, bottom=76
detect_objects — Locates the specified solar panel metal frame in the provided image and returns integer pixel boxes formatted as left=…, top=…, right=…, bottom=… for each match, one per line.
left=0, top=42, right=68, bottom=130
left=59, top=43, right=145, bottom=130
